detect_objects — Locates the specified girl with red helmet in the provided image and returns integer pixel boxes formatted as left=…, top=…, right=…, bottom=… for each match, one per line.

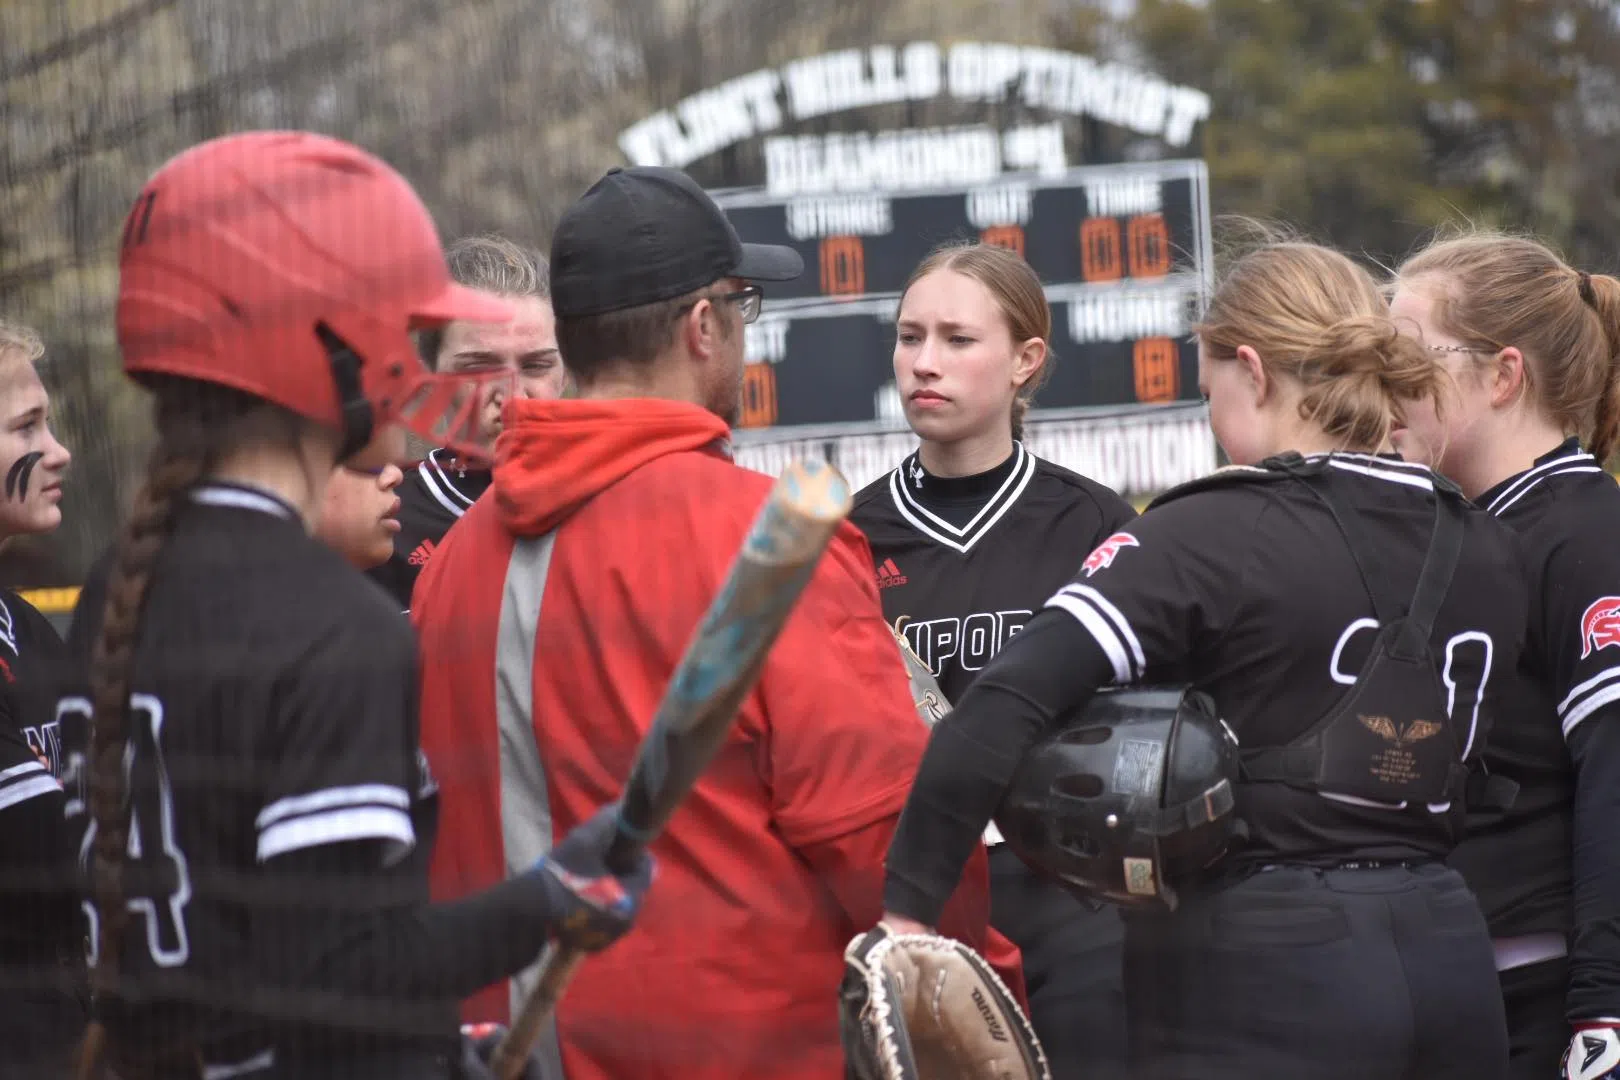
left=56, top=132, right=652, bottom=1080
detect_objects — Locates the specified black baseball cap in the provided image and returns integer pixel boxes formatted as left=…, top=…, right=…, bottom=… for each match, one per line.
left=549, top=166, right=804, bottom=319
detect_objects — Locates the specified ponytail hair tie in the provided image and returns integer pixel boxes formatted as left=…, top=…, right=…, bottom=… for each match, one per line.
left=1578, top=270, right=1597, bottom=306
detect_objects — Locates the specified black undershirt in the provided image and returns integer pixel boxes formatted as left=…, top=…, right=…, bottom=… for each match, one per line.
left=905, top=450, right=1020, bottom=528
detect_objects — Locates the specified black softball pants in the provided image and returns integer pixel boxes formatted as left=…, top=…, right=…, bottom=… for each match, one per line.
left=989, top=845, right=1129, bottom=1080
left=1121, top=863, right=1509, bottom=1080
left=1501, top=955, right=1570, bottom=1080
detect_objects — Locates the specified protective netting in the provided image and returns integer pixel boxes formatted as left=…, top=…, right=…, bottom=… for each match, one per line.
left=2, top=4, right=1157, bottom=1073
left=1, top=0, right=1162, bottom=588
left=6, top=2, right=1618, bottom=1077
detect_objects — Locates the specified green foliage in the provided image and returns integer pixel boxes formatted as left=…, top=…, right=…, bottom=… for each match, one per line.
left=1105, top=0, right=1620, bottom=270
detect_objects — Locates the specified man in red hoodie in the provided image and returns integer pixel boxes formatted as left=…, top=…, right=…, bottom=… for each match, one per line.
left=411, top=165, right=1022, bottom=1080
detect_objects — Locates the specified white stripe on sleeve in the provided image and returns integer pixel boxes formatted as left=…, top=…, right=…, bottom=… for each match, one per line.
left=1058, top=585, right=1146, bottom=675
left=256, top=784, right=410, bottom=831
left=0, top=773, right=63, bottom=812
left=1044, top=584, right=1147, bottom=684
left=0, top=759, right=46, bottom=784
left=1561, top=678, right=1620, bottom=740
left=257, top=806, right=416, bottom=862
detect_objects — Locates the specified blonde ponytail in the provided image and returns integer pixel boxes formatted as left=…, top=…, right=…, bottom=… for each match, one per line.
left=1300, top=315, right=1443, bottom=452
left=1584, top=273, right=1620, bottom=462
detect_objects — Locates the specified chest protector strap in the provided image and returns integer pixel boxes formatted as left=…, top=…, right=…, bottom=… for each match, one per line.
left=1239, top=466, right=1471, bottom=805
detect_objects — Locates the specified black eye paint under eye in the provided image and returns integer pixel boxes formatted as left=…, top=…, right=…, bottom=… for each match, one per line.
left=5, top=452, right=43, bottom=501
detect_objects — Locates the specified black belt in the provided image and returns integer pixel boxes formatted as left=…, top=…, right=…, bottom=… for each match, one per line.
left=1255, top=857, right=1435, bottom=872
left=1197, top=856, right=1434, bottom=885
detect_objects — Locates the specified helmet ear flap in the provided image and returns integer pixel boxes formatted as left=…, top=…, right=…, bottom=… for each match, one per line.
left=315, top=322, right=375, bottom=462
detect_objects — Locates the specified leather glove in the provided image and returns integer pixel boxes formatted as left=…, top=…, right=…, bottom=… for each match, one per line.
left=535, top=801, right=655, bottom=952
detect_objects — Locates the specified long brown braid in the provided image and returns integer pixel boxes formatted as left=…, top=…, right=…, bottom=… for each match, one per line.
left=77, top=376, right=272, bottom=1079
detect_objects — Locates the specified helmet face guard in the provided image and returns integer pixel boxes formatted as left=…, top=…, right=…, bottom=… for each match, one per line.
left=999, top=686, right=1242, bottom=913
left=392, top=367, right=518, bottom=467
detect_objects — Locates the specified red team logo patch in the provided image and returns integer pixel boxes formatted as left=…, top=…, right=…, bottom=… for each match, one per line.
left=1081, top=532, right=1139, bottom=577
left=1581, top=596, right=1620, bottom=658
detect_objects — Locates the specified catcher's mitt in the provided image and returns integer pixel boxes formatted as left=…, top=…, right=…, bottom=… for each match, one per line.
left=839, top=925, right=1051, bottom=1080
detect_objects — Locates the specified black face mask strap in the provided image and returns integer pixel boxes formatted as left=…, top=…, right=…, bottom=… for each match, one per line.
left=315, top=323, right=375, bottom=462
left=1403, top=488, right=1467, bottom=643
left=1277, top=460, right=1401, bottom=624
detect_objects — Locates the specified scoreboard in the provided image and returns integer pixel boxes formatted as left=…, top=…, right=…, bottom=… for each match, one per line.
left=718, top=158, right=1213, bottom=430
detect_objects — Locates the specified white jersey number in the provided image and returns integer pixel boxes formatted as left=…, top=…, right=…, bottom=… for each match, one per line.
left=59, top=694, right=192, bottom=969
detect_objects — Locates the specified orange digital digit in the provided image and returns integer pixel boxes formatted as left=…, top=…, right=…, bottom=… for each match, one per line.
left=739, top=362, right=779, bottom=428
left=980, top=224, right=1025, bottom=259
left=819, top=236, right=866, bottom=296
left=1079, top=217, right=1123, bottom=283
left=1133, top=338, right=1180, bottom=404
left=1127, top=213, right=1171, bottom=279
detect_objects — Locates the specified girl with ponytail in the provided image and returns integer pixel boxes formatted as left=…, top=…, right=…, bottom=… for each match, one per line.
left=881, top=233, right=1529, bottom=1079
left=851, top=242, right=1139, bottom=1077
left=1390, top=233, right=1620, bottom=1080
left=60, top=132, right=653, bottom=1080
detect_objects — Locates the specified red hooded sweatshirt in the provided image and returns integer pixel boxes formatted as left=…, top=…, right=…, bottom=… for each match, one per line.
left=412, top=397, right=1022, bottom=1080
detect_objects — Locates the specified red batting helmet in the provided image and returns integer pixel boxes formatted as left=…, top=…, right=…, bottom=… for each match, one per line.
left=115, top=130, right=512, bottom=459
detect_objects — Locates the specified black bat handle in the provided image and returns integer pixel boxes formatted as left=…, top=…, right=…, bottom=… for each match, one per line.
left=603, top=809, right=647, bottom=876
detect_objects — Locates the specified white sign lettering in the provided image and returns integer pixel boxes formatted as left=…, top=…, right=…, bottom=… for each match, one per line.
left=619, top=69, right=783, bottom=174
left=733, top=410, right=1216, bottom=498
left=874, top=381, right=905, bottom=422
left=765, top=125, right=1003, bottom=197
left=1001, top=121, right=1068, bottom=176
left=966, top=182, right=1034, bottom=228
left=1066, top=287, right=1195, bottom=344
left=783, top=43, right=943, bottom=121
left=619, top=42, right=1210, bottom=170
left=1085, top=177, right=1164, bottom=217
left=745, top=319, right=790, bottom=365
left=1024, top=414, right=1216, bottom=496
left=784, top=195, right=894, bottom=239
left=765, top=123, right=1066, bottom=197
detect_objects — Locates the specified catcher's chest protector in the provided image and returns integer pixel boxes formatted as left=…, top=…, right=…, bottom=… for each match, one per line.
left=1158, top=457, right=1471, bottom=806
